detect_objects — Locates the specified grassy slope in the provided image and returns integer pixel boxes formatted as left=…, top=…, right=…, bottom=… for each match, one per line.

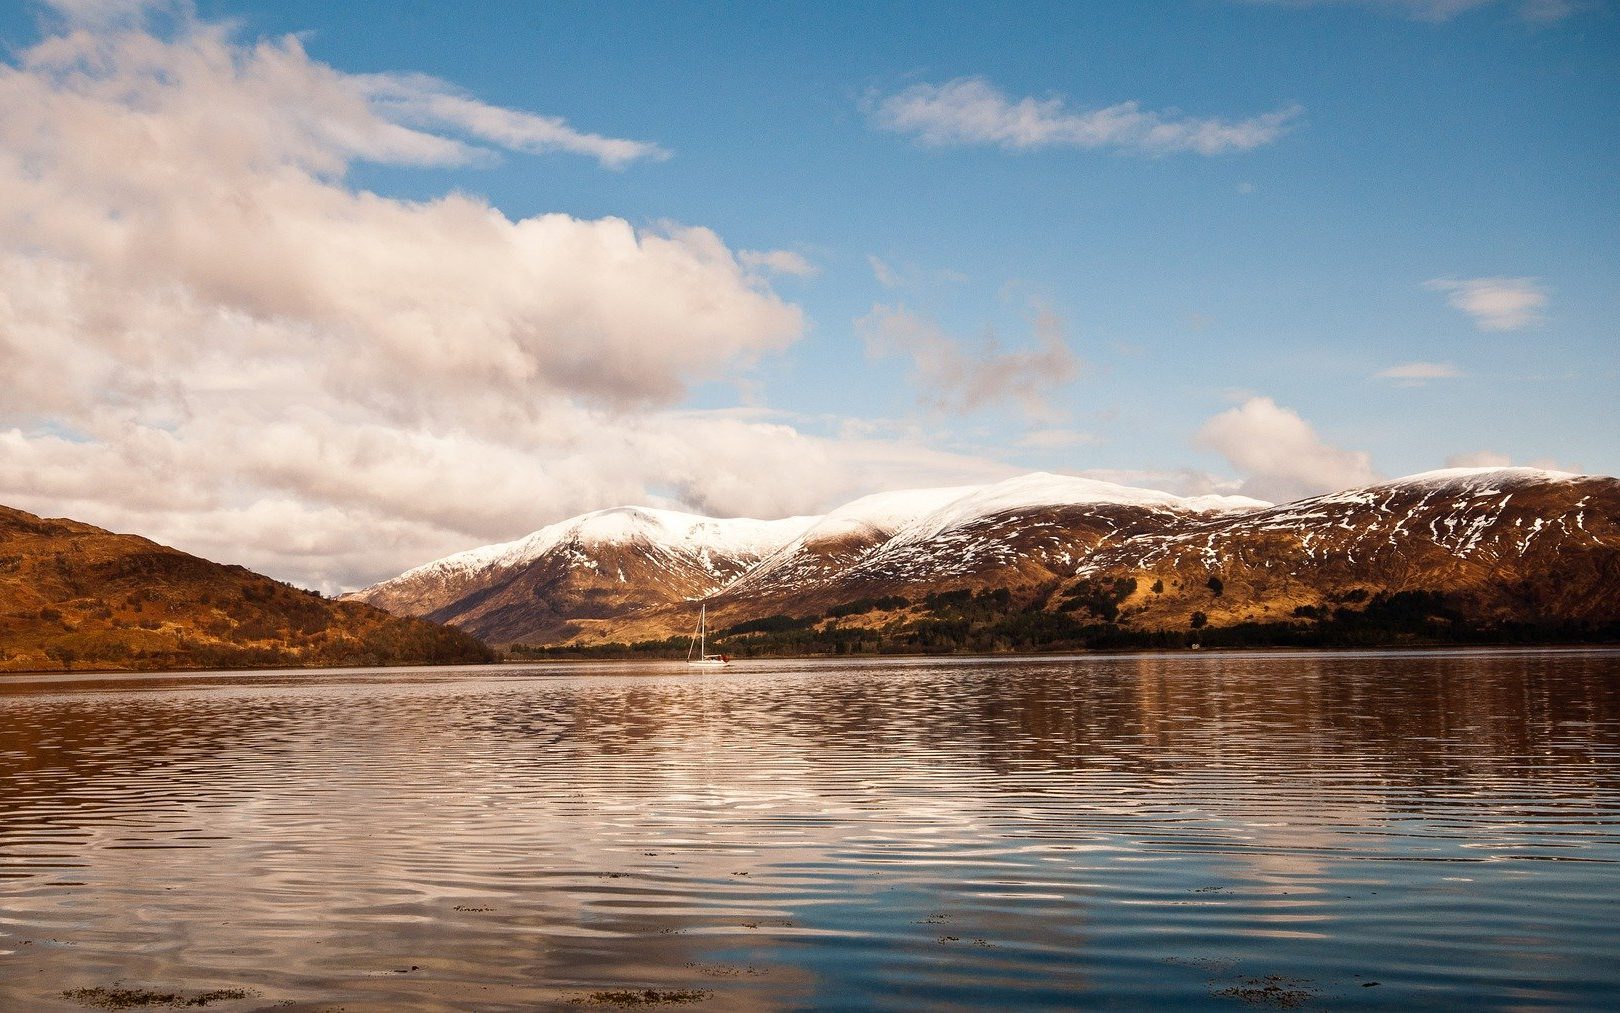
left=510, top=583, right=1620, bottom=660
left=0, top=505, right=493, bottom=672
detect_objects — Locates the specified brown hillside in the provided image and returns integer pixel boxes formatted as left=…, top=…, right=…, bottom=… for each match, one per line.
left=1059, top=471, right=1620, bottom=632
left=0, top=504, right=493, bottom=672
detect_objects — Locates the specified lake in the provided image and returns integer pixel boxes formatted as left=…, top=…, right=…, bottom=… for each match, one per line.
left=2, top=648, right=1618, bottom=1010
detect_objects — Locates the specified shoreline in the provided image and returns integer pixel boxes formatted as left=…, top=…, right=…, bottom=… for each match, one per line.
left=4, top=639, right=1618, bottom=678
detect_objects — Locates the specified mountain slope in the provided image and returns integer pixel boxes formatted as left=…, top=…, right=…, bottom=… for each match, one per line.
left=351, top=506, right=817, bottom=644
left=350, top=473, right=1268, bottom=645
left=697, top=473, right=1264, bottom=625
left=0, top=504, right=493, bottom=672
left=700, top=485, right=981, bottom=605
left=1063, top=468, right=1620, bottom=631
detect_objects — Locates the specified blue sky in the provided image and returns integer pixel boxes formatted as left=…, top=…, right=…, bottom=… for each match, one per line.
left=0, top=0, right=1615, bottom=587
left=258, top=0, right=1616, bottom=472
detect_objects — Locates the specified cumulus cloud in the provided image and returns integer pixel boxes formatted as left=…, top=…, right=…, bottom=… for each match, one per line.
left=1196, top=397, right=1379, bottom=503
left=1376, top=361, right=1464, bottom=384
left=0, top=9, right=1020, bottom=591
left=1425, top=276, right=1548, bottom=331
left=868, top=76, right=1302, bottom=156
left=40, top=0, right=176, bottom=28
left=0, top=399, right=1026, bottom=594
left=0, top=22, right=800, bottom=412
left=857, top=303, right=1081, bottom=423
left=739, top=249, right=819, bottom=277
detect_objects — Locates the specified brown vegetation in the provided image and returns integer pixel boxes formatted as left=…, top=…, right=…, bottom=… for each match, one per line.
left=0, top=504, right=492, bottom=672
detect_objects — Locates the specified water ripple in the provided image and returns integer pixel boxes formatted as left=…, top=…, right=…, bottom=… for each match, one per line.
left=2, top=648, right=1618, bottom=1009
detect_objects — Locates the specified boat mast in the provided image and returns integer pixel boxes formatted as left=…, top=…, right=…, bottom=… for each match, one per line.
left=700, top=603, right=706, bottom=659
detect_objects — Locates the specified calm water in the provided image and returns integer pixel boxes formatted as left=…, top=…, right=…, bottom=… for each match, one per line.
left=2, top=649, right=1618, bottom=1011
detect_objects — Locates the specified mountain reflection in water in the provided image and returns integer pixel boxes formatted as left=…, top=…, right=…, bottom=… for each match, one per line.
left=2, top=648, right=1617, bottom=1010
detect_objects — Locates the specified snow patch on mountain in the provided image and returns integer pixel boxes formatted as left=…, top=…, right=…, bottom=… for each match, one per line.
left=361, top=472, right=1276, bottom=601
left=381, top=506, right=817, bottom=586
left=711, top=474, right=1270, bottom=598
left=1070, top=467, right=1602, bottom=578
left=1373, top=467, right=1580, bottom=491
left=892, top=472, right=1265, bottom=547
left=365, top=469, right=1590, bottom=604
left=712, top=485, right=975, bottom=596
left=793, top=486, right=977, bottom=542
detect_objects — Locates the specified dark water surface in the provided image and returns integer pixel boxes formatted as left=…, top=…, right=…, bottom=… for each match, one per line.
left=2, top=649, right=1618, bottom=1010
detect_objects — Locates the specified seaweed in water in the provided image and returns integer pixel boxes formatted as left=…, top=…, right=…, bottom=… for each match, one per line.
left=61, top=987, right=254, bottom=1009
left=1213, top=975, right=1317, bottom=1008
left=571, top=990, right=712, bottom=1007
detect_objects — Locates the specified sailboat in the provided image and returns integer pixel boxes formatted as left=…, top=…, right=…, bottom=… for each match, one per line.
left=686, top=603, right=729, bottom=668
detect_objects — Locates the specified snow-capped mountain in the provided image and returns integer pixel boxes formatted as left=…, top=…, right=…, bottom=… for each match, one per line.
left=357, top=505, right=814, bottom=614
left=349, top=505, right=816, bottom=644
left=347, top=467, right=1619, bottom=646
left=710, top=473, right=1264, bottom=613
left=711, top=484, right=984, bottom=603
left=347, top=472, right=1267, bottom=643
left=1067, top=467, right=1620, bottom=630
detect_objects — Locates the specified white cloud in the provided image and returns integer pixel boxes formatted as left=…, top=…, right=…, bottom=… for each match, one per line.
left=1445, top=450, right=1514, bottom=468
left=1376, top=361, right=1464, bottom=384
left=868, top=76, right=1302, bottom=156
left=1017, top=428, right=1099, bottom=450
left=1425, top=276, right=1548, bottom=331
left=857, top=302, right=1081, bottom=423
left=40, top=0, right=177, bottom=28
left=868, top=254, right=901, bottom=288
left=0, top=400, right=1031, bottom=594
left=1240, top=0, right=1577, bottom=22
left=1243, top=0, right=1492, bottom=20
left=1518, top=0, right=1581, bottom=21
left=1196, top=397, right=1379, bottom=503
left=864, top=255, right=967, bottom=289
left=360, top=73, right=669, bottom=169
left=740, top=249, right=819, bottom=277
left=1, top=10, right=1015, bottom=591
left=1445, top=450, right=1583, bottom=472
left=0, top=17, right=789, bottom=414
left=1073, top=468, right=1249, bottom=498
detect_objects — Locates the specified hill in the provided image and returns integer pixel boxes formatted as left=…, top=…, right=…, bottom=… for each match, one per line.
left=0, top=504, right=494, bottom=672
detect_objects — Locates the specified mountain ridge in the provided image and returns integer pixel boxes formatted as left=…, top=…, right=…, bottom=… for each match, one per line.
left=364, top=466, right=1620, bottom=648
left=345, top=466, right=1620, bottom=648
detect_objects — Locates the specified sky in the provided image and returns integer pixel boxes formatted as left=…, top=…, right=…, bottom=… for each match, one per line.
left=0, top=0, right=1615, bottom=592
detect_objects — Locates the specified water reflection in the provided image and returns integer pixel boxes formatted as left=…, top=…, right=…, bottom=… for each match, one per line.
left=1, top=649, right=1617, bottom=1009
